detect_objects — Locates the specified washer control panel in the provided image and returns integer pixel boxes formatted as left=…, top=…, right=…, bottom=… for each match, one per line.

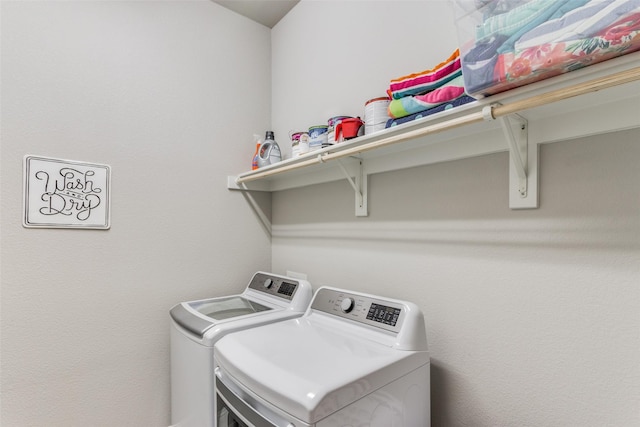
left=247, top=272, right=299, bottom=301
left=310, top=287, right=405, bottom=333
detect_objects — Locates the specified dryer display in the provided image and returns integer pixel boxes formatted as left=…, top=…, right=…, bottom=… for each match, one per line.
left=367, top=303, right=401, bottom=326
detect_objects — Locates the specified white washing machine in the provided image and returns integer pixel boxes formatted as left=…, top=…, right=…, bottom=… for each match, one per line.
left=170, top=271, right=313, bottom=427
left=213, top=286, right=430, bottom=427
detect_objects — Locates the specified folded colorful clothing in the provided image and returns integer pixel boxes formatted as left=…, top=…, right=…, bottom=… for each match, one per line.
left=387, top=75, right=466, bottom=119
left=388, top=49, right=462, bottom=100
left=476, top=0, right=578, bottom=42
left=516, top=0, right=640, bottom=50
left=385, top=95, right=476, bottom=128
left=463, top=6, right=640, bottom=96
left=496, top=0, right=592, bottom=54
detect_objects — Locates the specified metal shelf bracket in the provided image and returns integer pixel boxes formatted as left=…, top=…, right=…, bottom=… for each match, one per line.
left=336, top=159, right=368, bottom=217
left=501, top=113, right=528, bottom=197
left=484, top=104, right=538, bottom=209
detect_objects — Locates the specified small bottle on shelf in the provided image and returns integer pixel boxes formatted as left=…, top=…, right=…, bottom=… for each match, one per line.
left=251, top=134, right=261, bottom=170
left=257, top=131, right=281, bottom=168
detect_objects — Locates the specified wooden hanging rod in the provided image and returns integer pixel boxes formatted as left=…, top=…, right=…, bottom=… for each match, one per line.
left=490, top=66, right=640, bottom=118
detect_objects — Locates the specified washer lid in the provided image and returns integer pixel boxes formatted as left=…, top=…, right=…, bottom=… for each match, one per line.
left=170, top=272, right=313, bottom=339
left=170, top=296, right=271, bottom=337
left=191, top=296, right=271, bottom=320
left=214, top=314, right=429, bottom=424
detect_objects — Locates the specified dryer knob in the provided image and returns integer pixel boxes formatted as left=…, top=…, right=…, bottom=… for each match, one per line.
left=340, top=297, right=355, bottom=313
left=263, top=278, right=273, bottom=289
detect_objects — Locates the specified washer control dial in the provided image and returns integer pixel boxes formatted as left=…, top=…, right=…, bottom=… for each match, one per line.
left=263, top=278, right=273, bottom=289
left=340, top=297, right=355, bottom=313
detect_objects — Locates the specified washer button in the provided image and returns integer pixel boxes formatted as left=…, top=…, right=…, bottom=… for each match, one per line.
left=340, top=297, right=354, bottom=313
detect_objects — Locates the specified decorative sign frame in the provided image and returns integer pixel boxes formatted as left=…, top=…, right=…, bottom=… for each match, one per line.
left=23, top=155, right=111, bottom=229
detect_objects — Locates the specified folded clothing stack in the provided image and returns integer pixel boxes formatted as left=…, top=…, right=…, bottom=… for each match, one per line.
left=386, top=94, right=477, bottom=128
left=386, top=49, right=475, bottom=121
left=460, top=0, right=640, bottom=97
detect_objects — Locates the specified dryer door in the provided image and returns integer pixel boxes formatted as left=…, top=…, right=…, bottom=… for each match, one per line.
left=215, top=367, right=310, bottom=427
left=216, top=379, right=274, bottom=427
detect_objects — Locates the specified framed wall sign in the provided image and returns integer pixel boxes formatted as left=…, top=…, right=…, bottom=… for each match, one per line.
left=23, top=155, right=111, bottom=229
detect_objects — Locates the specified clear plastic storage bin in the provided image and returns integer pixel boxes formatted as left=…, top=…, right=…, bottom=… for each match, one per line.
left=452, top=0, right=640, bottom=98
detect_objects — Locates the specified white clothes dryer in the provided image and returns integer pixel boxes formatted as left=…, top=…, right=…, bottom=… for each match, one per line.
left=170, top=271, right=313, bottom=427
left=213, top=286, right=430, bottom=427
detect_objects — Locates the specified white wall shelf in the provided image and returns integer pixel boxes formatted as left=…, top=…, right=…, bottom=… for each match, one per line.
left=229, top=52, right=640, bottom=219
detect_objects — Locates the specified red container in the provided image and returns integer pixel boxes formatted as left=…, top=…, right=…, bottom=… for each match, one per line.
left=335, top=117, right=364, bottom=141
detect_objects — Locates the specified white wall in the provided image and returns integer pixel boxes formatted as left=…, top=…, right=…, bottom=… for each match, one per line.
left=271, top=1, right=640, bottom=426
left=271, top=0, right=459, bottom=158
left=0, top=1, right=272, bottom=425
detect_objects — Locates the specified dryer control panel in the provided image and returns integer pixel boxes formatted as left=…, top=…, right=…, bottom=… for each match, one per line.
left=310, top=287, right=406, bottom=333
left=247, top=272, right=300, bottom=301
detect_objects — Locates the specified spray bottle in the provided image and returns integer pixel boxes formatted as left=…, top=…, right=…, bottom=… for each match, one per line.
left=251, top=134, right=261, bottom=170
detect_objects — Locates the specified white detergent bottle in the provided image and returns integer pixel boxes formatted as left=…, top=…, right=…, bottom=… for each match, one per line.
left=257, top=131, right=281, bottom=167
